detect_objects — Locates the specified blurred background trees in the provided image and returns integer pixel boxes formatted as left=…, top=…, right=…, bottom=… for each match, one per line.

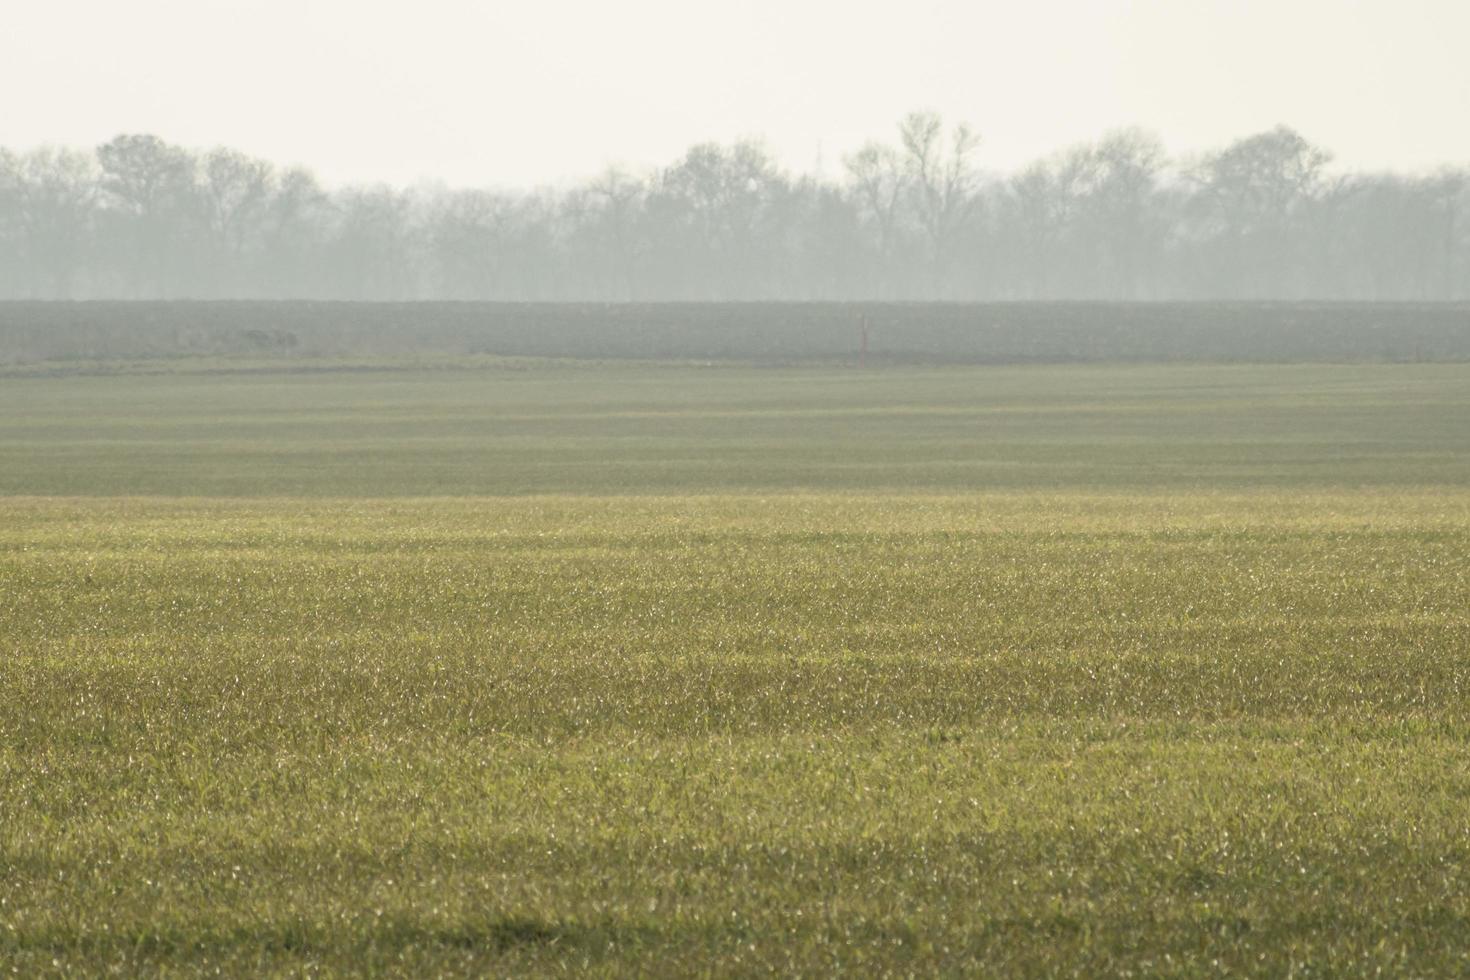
left=0, top=117, right=1465, bottom=301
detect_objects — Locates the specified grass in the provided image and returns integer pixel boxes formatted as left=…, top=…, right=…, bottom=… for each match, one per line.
left=1, top=361, right=1469, bottom=495
left=3, top=360, right=1470, bottom=975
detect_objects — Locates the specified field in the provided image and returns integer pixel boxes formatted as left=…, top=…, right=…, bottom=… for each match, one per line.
left=4, top=300, right=1470, bottom=366
left=3, top=355, right=1470, bottom=975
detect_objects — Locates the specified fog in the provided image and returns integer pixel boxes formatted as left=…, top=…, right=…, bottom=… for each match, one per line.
left=1, top=122, right=1466, bottom=301
left=1, top=0, right=1467, bottom=300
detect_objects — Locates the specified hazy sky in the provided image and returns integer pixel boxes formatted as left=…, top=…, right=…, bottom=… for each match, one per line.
left=4, top=0, right=1467, bottom=187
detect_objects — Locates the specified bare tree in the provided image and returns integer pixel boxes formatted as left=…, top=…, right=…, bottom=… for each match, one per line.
left=1428, top=169, right=1466, bottom=300
left=96, top=134, right=199, bottom=296
left=655, top=140, right=785, bottom=297
left=4, top=148, right=99, bottom=298
left=1190, top=126, right=1331, bottom=296
left=200, top=148, right=274, bottom=294
left=1006, top=145, right=1097, bottom=298
left=258, top=167, right=328, bottom=297
left=898, top=111, right=981, bottom=296
left=326, top=186, right=418, bottom=300
left=844, top=141, right=908, bottom=295
left=588, top=167, right=647, bottom=299
left=1086, top=129, right=1167, bottom=298
left=425, top=189, right=522, bottom=299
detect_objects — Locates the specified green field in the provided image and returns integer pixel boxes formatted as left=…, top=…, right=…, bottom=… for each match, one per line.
left=3, top=360, right=1470, bottom=975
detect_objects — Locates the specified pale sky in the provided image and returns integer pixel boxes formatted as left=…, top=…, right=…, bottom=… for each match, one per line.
left=3, top=0, right=1467, bottom=187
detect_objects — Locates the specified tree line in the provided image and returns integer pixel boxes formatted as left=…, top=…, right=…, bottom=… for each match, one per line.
left=1, top=114, right=1465, bottom=301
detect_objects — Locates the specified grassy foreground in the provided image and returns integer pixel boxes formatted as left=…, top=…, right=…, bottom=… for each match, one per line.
left=3, top=362, right=1470, bottom=975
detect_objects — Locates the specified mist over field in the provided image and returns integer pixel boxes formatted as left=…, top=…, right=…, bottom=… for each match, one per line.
left=3, top=300, right=1470, bottom=370
left=6, top=1, right=1470, bottom=976
left=1, top=121, right=1467, bottom=303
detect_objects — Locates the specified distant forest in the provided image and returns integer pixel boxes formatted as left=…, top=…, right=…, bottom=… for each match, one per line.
left=2, top=114, right=1466, bottom=301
